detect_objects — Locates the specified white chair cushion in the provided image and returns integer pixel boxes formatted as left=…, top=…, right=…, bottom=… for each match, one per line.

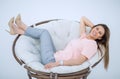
left=15, top=20, right=100, bottom=73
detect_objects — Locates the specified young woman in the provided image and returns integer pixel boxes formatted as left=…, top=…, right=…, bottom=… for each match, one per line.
left=8, top=15, right=110, bottom=69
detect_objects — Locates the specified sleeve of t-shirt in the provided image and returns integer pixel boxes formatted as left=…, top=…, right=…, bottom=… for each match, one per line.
left=81, top=42, right=97, bottom=60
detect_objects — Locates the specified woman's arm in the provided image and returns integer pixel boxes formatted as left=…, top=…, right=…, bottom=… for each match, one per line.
left=44, top=55, right=87, bottom=69
left=63, top=55, right=87, bottom=66
left=80, top=16, right=94, bottom=35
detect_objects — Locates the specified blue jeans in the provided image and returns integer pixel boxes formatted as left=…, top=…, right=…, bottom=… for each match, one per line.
left=24, top=27, right=56, bottom=65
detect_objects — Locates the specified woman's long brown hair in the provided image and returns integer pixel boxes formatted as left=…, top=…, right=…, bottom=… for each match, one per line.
left=93, top=24, right=110, bottom=69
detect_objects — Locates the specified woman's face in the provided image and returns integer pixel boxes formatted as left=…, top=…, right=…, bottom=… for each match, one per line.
left=90, top=25, right=105, bottom=40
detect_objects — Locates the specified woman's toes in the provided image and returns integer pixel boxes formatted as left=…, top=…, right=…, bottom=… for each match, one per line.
left=7, top=17, right=16, bottom=35
left=8, top=17, right=14, bottom=26
left=15, top=14, right=21, bottom=25
left=12, top=25, right=24, bottom=35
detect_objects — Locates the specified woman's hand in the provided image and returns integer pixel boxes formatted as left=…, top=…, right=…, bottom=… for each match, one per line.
left=44, top=62, right=59, bottom=69
left=80, top=16, right=94, bottom=35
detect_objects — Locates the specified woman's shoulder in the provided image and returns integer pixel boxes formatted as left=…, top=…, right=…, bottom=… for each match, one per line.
left=85, top=39, right=97, bottom=49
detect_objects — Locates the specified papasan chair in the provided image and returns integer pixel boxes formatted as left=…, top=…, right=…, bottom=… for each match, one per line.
left=12, top=19, right=104, bottom=79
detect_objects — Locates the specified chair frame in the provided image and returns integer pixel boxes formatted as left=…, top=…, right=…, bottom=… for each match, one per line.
left=12, top=19, right=103, bottom=79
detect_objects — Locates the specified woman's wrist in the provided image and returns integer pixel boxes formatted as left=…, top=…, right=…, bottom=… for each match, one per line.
left=56, top=60, right=64, bottom=66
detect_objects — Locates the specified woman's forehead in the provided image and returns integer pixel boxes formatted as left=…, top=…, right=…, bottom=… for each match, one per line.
left=97, top=26, right=105, bottom=33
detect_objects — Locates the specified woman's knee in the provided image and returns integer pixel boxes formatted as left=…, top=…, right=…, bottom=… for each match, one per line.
left=41, top=29, right=49, bottom=35
left=41, top=29, right=51, bottom=38
left=42, top=29, right=48, bottom=33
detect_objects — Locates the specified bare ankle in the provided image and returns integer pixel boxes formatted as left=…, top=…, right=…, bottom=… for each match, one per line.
left=12, top=24, right=25, bottom=34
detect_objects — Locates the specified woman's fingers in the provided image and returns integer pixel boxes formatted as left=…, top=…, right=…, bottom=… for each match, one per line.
left=45, top=63, right=52, bottom=69
left=44, top=62, right=56, bottom=69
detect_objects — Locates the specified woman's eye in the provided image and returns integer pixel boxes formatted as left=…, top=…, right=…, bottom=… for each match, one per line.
left=96, top=28, right=98, bottom=30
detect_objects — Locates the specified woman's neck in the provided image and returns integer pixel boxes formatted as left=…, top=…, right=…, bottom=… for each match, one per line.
left=86, top=34, right=95, bottom=40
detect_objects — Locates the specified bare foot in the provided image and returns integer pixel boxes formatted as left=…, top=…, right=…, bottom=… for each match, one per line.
left=7, top=17, right=16, bottom=35
left=15, top=14, right=27, bottom=30
left=8, top=17, right=24, bottom=34
left=12, top=24, right=25, bottom=35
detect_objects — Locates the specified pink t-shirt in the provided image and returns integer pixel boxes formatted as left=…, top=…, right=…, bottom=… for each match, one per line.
left=54, top=33, right=97, bottom=62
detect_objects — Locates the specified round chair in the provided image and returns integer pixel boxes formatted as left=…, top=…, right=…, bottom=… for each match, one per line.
left=12, top=19, right=104, bottom=79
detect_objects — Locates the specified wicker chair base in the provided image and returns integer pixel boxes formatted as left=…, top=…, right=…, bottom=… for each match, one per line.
left=24, top=65, right=90, bottom=79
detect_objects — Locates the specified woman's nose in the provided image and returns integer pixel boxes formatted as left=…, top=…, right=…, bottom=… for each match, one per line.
left=95, top=30, right=99, bottom=35
left=96, top=30, right=99, bottom=33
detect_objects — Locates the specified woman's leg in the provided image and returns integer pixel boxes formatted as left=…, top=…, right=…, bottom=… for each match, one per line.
left=14, top=15, right=56, bottom=65
left=25, top=27, right=56, bottom=65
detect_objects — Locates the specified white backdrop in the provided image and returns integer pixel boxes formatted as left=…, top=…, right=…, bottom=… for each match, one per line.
left=0, top=0, right=120, bottom=79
